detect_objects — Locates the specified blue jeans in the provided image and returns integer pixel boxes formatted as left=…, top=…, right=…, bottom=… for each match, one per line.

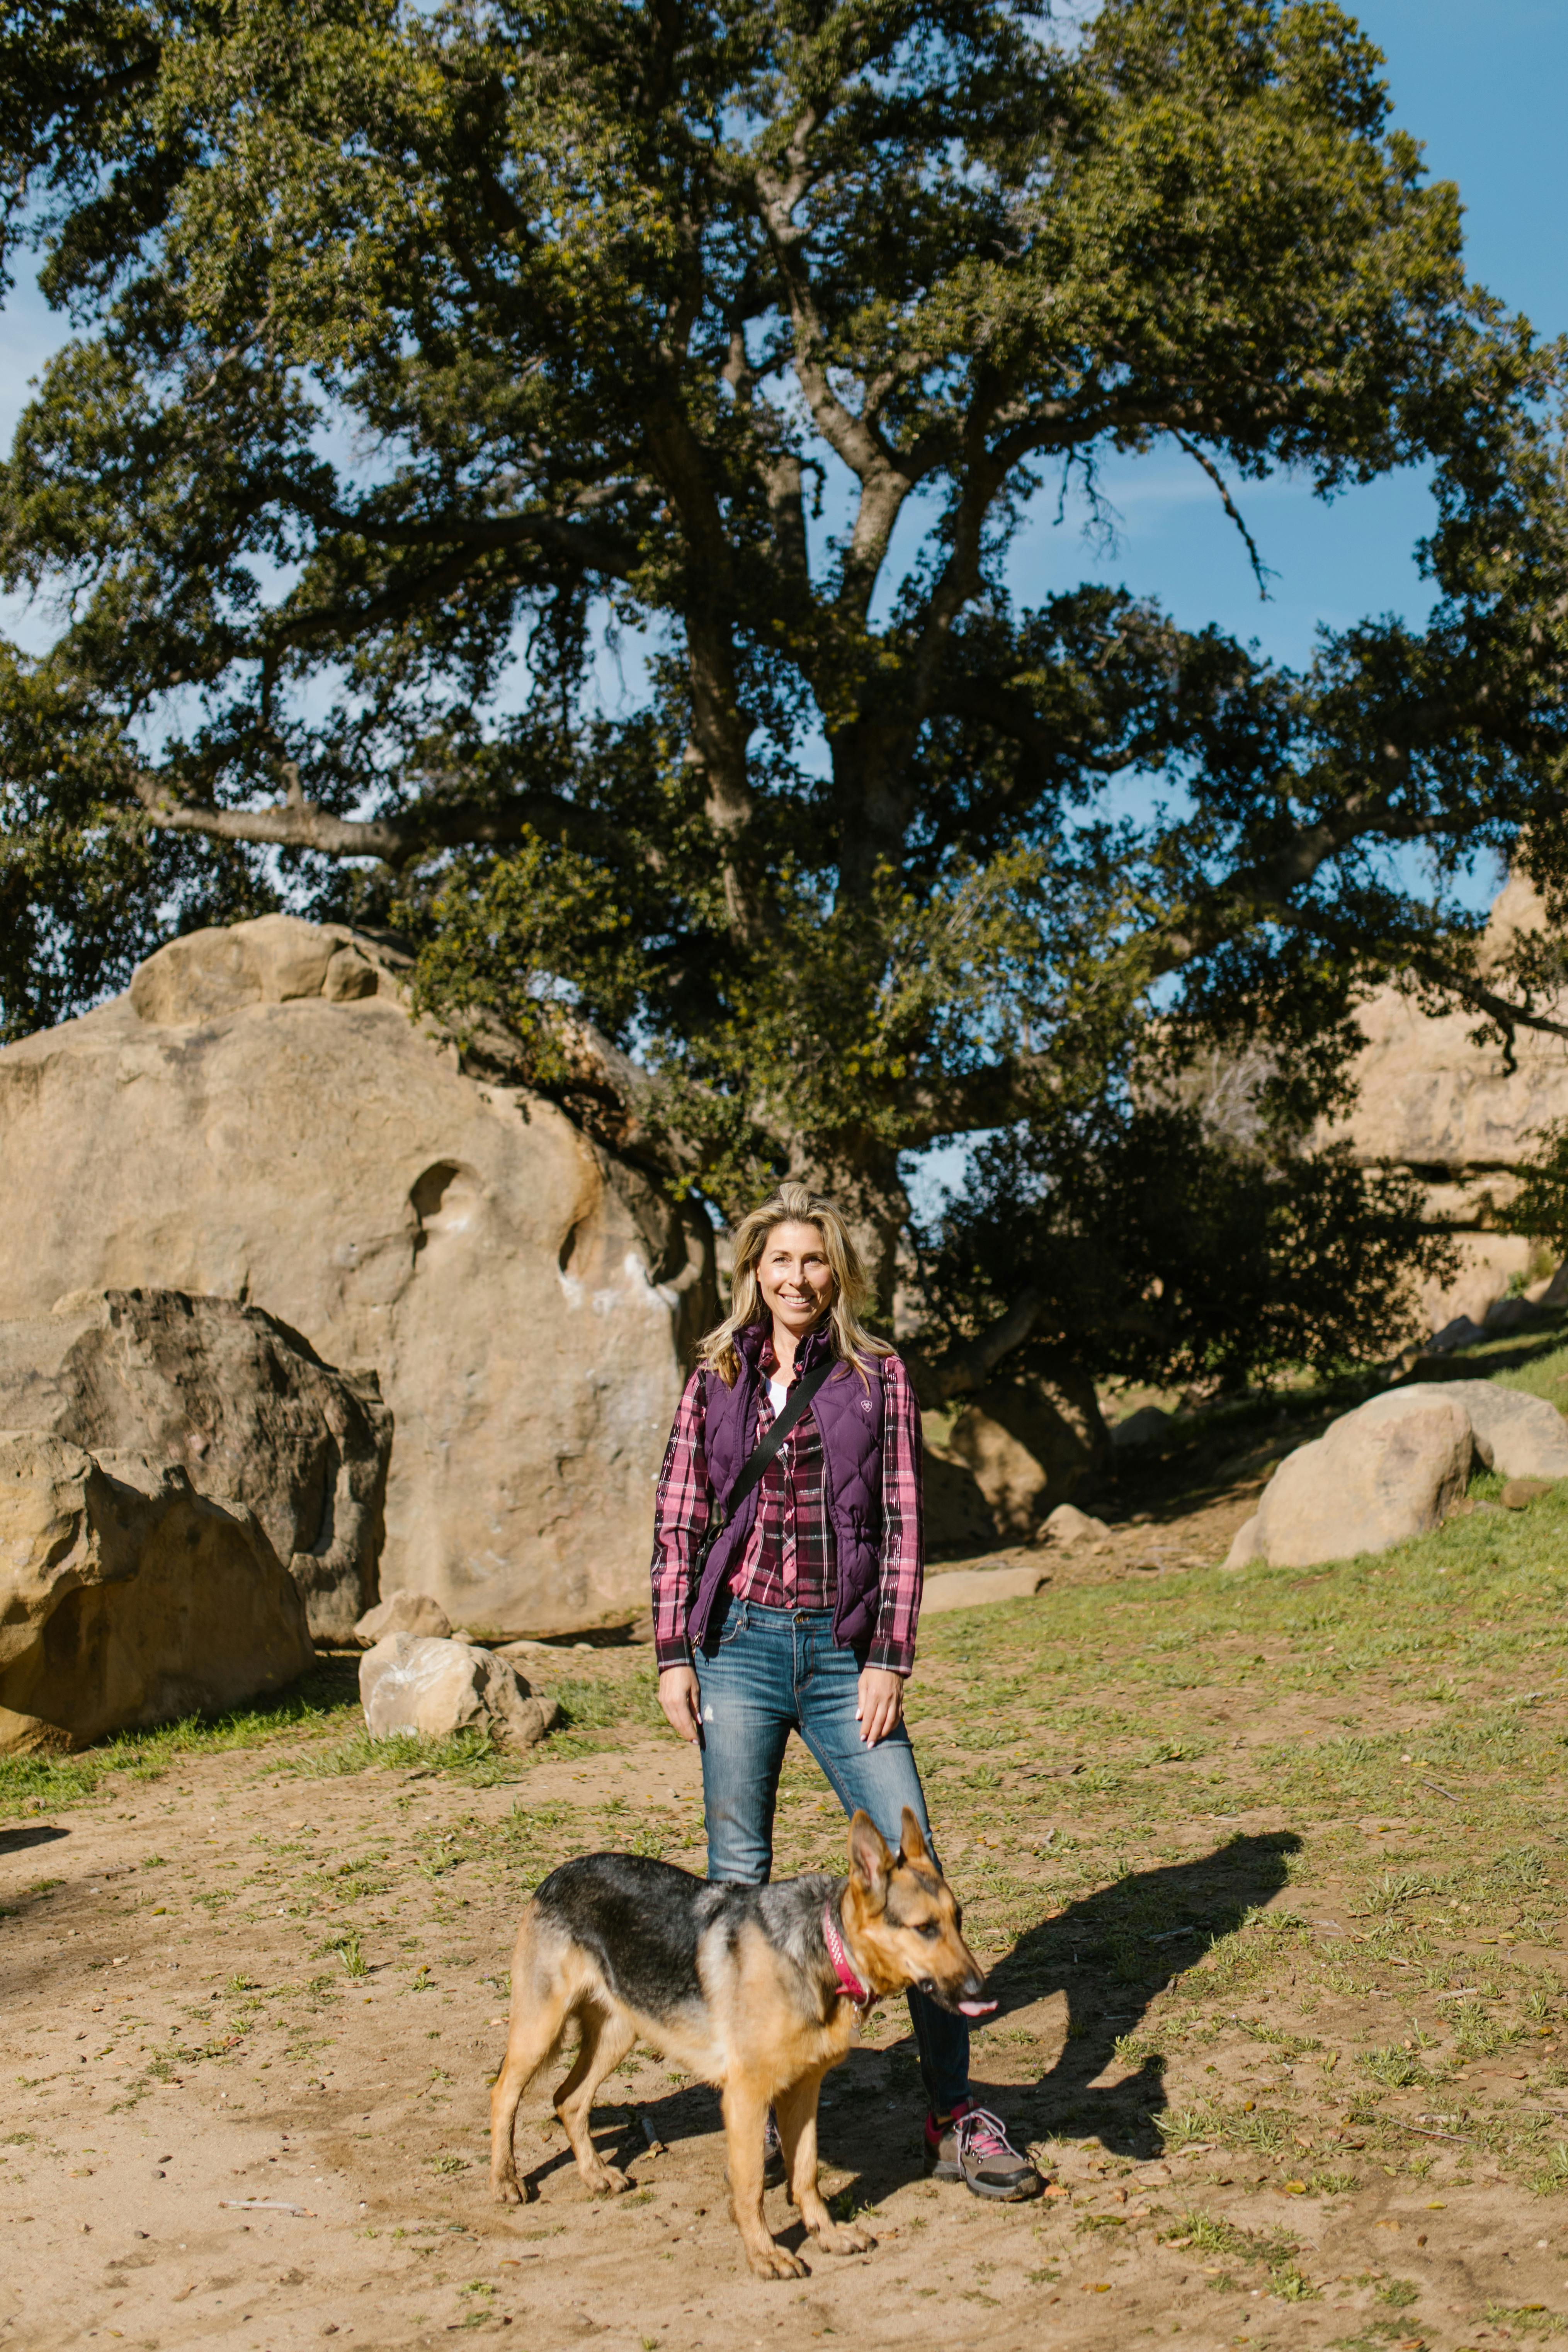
left=694, top=1596, right=969, bottom=2117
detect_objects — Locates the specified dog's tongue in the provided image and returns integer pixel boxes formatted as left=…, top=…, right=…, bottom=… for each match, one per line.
left=957, top=1997, right=998, bottom=2017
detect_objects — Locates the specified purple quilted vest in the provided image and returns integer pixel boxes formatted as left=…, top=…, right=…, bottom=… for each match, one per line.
left=689, top=1321, right=885, bottom=1650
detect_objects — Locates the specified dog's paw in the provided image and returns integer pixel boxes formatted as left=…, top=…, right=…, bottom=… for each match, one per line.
left=585, top=2162, right=631, bottom=2197
left=491, top=2174, right=524, bottom=2207
left=813, top=2222, right=872, bottom=2257
left=747, top=2240, right=809, bottom=2281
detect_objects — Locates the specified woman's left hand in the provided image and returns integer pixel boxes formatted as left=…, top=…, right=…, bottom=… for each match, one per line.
left=855, top=1666, right=905, bottom=1747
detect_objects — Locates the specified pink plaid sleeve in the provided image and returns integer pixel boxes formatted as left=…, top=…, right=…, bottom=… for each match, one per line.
left=650, top=1369, right=709, bottom=1670
left=869, top=1352, right=924, bottom=1677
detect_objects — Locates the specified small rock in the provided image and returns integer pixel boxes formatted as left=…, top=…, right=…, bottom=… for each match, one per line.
left=1423, top=1315, right=1488, bottom=1357
left=359, top=1632, right=559, bottom=1750
left=921, top=1565, right=1050, bottom=1616
left=1110, top=1405, right=1170, bottom=1450
left=1501, top=1476, right=1556, bottom=1510
left=1041, top=1502, right=1110, bottom=1546
left=354, top=1589, right=452, bottom=1645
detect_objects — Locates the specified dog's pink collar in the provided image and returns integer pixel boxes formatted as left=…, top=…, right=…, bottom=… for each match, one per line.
left=823, top=1899, right=870, bottom=2009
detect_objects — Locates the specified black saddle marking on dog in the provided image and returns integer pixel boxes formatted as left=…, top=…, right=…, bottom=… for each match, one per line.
left=535, top=1852, right=734, bottom=2015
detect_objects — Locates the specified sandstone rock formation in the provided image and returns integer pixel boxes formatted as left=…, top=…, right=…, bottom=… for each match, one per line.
left=354, top=1589, right=452, bottom=1645
left=0, top=1289, right=390, bottom=1643
left=0, top=915, right=713, bottom=1634
left=358, top=1632, right=559, bottom=1750
left=1328, top=874, right=1568, bottom=1328
left=1228, top=1377, right=1568, bottom=1570
left=0, top=1432, right=313, bottom=1753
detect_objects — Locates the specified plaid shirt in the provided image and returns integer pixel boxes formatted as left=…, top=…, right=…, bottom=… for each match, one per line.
left=650, top=1343, right=925, bottom=1677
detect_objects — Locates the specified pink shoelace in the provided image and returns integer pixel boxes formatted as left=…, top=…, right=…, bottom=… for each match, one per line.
left=951, top=2106, right=1016, bottom=2170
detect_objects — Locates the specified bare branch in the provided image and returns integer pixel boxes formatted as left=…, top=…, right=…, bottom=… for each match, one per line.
left=1170, top=432, right=1275, bottom=599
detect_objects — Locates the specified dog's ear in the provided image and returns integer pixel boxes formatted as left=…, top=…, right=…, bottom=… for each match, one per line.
left=847, top=1809, right=893, bottom=1901
left=896, top=1806, right=929, bottom=1867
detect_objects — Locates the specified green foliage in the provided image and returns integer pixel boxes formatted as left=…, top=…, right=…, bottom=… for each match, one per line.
left=1510, top=1124, right=1568, bottom=1260
left=2, top=0, right=1565, bottom=1379
left=917, top=1107, right=1455, bottom=1391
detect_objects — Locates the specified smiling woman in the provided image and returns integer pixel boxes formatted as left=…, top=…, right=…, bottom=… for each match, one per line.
left=648, top=1177, right=1042, bottom=2201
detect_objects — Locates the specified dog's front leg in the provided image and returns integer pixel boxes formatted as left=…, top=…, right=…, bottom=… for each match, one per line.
left=775, top=2073, right=872, bottom=2256
left=722, top=2076, right=807, bottom=2279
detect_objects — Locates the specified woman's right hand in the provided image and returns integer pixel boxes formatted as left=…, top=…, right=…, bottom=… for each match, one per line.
left=658, top=1664, right=702, bottom=1744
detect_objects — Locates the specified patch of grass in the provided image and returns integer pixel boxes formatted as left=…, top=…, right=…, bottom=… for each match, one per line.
left=0, top=1658, right=362, bottom=1819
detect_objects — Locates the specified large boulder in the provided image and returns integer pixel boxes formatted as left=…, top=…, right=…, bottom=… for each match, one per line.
left=0, top=1431, right=313, bottom=1753
left=0, top=1289, right=391, bottom=1643
left=1250, top=1388, right=1474, bottom=1570
left=0, top=915, right=712, bottom=1634
left=358, top=1632, right=559, bottom=1750
left=1427, top=1380, right=1568, bottom=1481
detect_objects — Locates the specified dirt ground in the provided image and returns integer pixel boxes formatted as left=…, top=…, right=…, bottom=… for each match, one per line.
left=5, top=1456, right=1568, bottom=2352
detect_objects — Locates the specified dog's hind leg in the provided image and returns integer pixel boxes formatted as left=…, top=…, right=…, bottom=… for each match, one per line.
left=490, top=1915, right=575, bottom=2206
left=553, top=2002, right=637, bottom=2195
left=775, top=2071, right=872, bottom=2257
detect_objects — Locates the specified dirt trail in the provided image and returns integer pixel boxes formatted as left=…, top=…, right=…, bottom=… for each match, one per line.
left=2, top=1699, right=1559, bottom=2352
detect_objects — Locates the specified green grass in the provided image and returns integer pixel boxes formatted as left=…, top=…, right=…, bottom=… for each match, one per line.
left=0, top=1646, right=661, bottom=1820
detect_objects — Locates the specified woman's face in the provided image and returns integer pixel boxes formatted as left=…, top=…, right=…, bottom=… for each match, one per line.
left=756, top=1220, right=835, bottom=1339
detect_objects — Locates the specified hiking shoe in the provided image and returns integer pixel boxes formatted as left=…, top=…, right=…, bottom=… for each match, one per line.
left=923, top=2101, right=1043, bottom=2201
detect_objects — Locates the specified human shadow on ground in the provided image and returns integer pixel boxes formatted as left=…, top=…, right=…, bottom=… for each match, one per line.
left=583, top=1829, right=1302, bottom=2211
left=981, top=1827, right=1303, bottom=2158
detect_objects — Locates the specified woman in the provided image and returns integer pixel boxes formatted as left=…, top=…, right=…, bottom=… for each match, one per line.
left=650, top=1181, right=1041, bottom=2201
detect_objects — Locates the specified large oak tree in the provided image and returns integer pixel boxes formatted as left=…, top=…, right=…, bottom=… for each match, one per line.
left=3, top=0, right=1566, bottom=1402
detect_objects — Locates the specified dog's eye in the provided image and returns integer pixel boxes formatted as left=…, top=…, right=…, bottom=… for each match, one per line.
left=917, top=1921, right=940, bottom=1940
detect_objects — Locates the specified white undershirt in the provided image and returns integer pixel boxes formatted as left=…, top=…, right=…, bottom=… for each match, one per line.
left=767, top=1374, right=789, bottom=1416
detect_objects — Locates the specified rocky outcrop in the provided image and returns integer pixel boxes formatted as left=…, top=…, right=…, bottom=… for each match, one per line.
left=1230, top=1378, right=1568, bottom=1570
left=358, top=1632, right=559, bottom=1750
left=1328, top=876, right=1568, bottom=1328
left=0, top=1289, right=391, bottom=1643
left=0, top=915, right=713, bottom=1635
left=0, top=1432, right=313, bottom=1753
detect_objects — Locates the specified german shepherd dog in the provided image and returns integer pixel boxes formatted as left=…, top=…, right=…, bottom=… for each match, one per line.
left=490, top=1806, right=994, bottom=2277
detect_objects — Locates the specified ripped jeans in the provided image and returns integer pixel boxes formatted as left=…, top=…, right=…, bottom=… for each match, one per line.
left=693, top=1594, right=969, bottom=2117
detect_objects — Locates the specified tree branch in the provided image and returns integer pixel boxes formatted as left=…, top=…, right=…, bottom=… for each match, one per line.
left=1170, top=431, right=1275, bottom=599
left=911, top=1288, right=1044, bottom=1407
left=129, top=777, right=610, bottom=869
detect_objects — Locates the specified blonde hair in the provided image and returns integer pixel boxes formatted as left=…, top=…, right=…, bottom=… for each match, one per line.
left=699, top=1181, right=893, bottom=1388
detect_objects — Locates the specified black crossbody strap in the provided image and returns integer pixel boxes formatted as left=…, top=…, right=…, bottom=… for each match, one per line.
left=714, top=1355, right=835, bottom=1531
